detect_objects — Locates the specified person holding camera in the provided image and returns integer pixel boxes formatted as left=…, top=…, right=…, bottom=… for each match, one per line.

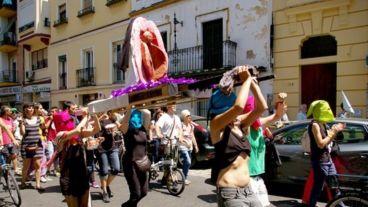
left=209, top=65, right=266, bottom=207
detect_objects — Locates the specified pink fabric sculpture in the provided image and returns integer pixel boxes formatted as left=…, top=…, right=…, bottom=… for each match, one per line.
left=121, top=17, right=168, bottom=84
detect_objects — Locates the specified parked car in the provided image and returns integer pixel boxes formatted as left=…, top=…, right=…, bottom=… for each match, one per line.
left=187, top=117, right=214, bottom=167
left=265, top=118, right=368, bottom=188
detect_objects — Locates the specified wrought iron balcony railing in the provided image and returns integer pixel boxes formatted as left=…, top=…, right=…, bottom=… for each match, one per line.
left=112, top=62, right=125, bottom=83
left=0, top=69, right=17, bottom=82
left=168, top=40, right=237, bottom=75
left=77, top=67, right=96, bottom=87
left=53, top=17, right=68, bottom=27
left=77, top=6, right=95, bottom=17
left=0, top=32, right=16, bottom=46
left=32, top=59, right=48, bottom=70
left=1, top=0, right=16, bottom=10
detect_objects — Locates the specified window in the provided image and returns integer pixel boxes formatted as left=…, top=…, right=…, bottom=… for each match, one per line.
left=274, top=125, right=308, bottom=145
left=112, top=41, right=125, bottom=83
left=83, top=49, right=93, bottom=68
left=336, top=123, right=368, bottom=144
left=160, top=31, right=168, bottom=52
left=59, top=4, right=66, bottom=20
left=197, top=99, right=209, bottom=117
left=301, top=35, right=337, bottom=58
left=83, top=0, right=92, bottom=8
left=58, top=55, right=67, bottom=89
left=31, top=48, right=48, bottom=70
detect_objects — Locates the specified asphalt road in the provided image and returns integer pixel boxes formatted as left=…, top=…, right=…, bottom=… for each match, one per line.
left=0, top=168, right=320, bottom=207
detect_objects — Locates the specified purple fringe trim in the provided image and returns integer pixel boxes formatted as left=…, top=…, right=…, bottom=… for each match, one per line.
left=111, top=77, right=197, bottom=97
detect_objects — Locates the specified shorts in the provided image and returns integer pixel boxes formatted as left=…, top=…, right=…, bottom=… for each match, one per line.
left=1, top=144, right=18, bottom=158
left=249, top=176, right=270, bottom=207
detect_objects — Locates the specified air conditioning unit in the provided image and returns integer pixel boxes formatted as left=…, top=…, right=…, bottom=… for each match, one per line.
left=25, top=70, right=35, bottom=81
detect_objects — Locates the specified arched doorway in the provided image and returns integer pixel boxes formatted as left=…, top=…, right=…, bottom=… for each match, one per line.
left=301, top=35, right=337, bottom=114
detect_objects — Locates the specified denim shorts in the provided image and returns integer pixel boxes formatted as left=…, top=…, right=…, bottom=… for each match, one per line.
left=217, top=186, right=263, bottom=207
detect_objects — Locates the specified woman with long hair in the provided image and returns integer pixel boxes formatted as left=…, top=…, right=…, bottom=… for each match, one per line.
left=209, top=65, right=267, bottom=207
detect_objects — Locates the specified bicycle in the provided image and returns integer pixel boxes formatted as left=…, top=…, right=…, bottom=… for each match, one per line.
left=326, top=175, right=368, bottom=207
left=149, top=138, right=185, bottom=196
left=0, top=147, right=22, bottom=207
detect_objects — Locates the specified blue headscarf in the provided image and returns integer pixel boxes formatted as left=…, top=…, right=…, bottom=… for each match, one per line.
left=208, top=89, right=237, bottom=118
left=129, top=109, right=143, bottom=129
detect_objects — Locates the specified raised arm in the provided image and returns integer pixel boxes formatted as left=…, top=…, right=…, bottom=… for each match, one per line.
left=140, top=109, right=151, bottom=131
left=118, top=105, right=132, bottom=134
left=210, top=66, right=252, bottom=144
left=312, top=122, right=344, bottom=149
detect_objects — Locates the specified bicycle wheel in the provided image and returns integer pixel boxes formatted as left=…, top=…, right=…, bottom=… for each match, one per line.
left=4, top=170, right=21, bottom=207
left=166, top=169, right=185, bottom=196
left=327, top=195, right=368, bottom=207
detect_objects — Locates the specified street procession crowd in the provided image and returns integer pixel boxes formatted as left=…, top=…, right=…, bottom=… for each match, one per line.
left=0, top=13, right=351, bottom=206
left=0, top=65, right=347, bottom=207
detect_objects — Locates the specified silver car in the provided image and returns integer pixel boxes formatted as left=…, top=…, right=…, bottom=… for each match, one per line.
left=266, top=118, right=368, bottom=187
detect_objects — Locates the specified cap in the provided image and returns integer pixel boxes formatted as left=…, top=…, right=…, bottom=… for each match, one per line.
left=181, top=109, right=191, bottom=118
left=11, top=108, right=18, bottom=113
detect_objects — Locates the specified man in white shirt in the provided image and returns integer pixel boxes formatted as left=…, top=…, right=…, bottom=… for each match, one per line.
left=155, top=104, right=182, bottom=149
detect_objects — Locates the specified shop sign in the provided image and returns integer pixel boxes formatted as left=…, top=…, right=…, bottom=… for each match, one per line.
left=0, top=86, right=22, bottom=95
left=23, top=84, right=51, bottom=93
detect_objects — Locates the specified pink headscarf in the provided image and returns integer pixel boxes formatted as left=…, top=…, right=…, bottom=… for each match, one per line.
left=243, top=96, right=262, bottom=129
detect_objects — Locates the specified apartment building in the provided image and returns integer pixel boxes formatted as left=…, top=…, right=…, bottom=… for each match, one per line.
left=49, top=0, right=130, bottom=108
left=273, top=0, right=368, bottom=119
left=131, top=0, right=273, bottom=116
left=16, top=0, right=51, bottom=108
left=0, top=0, right=19, bottom=107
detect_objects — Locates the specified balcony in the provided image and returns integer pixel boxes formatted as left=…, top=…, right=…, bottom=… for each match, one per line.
left=19, top=21, right=35, bottom=33
left=77, top=6, right=95, bottom=17
left=77, top=67, right=96, bottom=87
left=0, top=0, right=16, bottom=17
left=0, top=32, right=16, bottom=52
left=168, top=40, right=237, bottom=77
left=0, top=69, right=17, bottom=82
left=106, top=0, right=125, bottom=7
left=113, top=62, right=125, bottom=83
left=59, top=72, right=67, bottom=90
left=32, top=59, right=48, bottom=70
left=53, top=17, right=68, bottom=27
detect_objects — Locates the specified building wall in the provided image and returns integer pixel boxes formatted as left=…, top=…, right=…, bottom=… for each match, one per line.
left=49, top=0, right=131, bottom=108
left=131, top=0, right=273, bottom=115
left=273, top=0, right=368, bottom=119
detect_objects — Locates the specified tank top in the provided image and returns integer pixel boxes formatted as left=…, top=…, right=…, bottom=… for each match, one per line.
left=23, top=117, right=42, bottom=146
left=308, top=120, right=330, bottom=161
left=212, top=126, right=251, bottom=181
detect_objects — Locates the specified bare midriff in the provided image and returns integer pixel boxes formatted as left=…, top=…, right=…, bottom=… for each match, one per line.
left=217, top=152, right=250, bottom=188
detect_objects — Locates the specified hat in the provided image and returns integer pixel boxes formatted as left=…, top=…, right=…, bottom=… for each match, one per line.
left=11, top=108, right=17, bottom=113
left=208, top=89, right=237, bottom=117
left=181, top=109, right=191, bottom=118
left=306, top=100, right=335, bottom=122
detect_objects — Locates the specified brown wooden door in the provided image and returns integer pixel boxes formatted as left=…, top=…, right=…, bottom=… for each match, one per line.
left=301, top=63, right=337, bottom=115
